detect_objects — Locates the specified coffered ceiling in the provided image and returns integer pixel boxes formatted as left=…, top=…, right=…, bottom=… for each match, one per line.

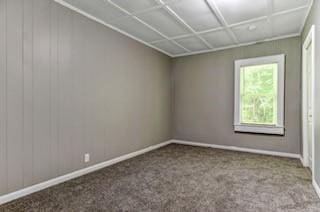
left=55, top=0, right=313, bottom=57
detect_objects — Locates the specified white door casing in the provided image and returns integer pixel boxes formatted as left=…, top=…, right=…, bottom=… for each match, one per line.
left=302, top=25, right=315, bottom=182
left=307, top=42, right=313, bottom=168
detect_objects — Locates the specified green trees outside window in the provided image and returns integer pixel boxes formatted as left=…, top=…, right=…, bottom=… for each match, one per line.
left=240, top=64, right=278, bottom=125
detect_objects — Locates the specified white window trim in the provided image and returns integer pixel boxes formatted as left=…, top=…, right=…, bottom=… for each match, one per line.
left=234, top=54, right=285, bottom=135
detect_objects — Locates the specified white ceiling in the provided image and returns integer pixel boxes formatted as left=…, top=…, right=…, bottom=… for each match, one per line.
left=55, top=0, right=313, bottom=57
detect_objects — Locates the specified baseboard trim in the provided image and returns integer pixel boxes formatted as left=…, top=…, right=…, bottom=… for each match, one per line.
left=0, top=139, right=305, bottom=205
left=0, top=140, right=171, bottom=205
left=299, top=155, right=307, bottom=166
left=171, top=139, right=301, bottom=159
left=313, top=180, right=320, bottom=199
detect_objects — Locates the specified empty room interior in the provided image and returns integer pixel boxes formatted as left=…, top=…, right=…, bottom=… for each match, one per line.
left=1, top=0, right=320, bottom=211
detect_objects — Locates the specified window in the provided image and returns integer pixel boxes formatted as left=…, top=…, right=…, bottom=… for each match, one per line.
left=234, top=55, right=285, bottom=135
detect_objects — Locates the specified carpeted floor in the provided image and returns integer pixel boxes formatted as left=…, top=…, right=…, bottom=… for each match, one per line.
left=0, top=144, right=320, bottom=212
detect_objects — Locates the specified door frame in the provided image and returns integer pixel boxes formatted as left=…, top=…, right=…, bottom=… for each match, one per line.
left=302, top=25, right=315, bottom=180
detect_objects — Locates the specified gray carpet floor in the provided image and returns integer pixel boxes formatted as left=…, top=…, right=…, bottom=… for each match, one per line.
left=0, top=144, right=319, bottom=212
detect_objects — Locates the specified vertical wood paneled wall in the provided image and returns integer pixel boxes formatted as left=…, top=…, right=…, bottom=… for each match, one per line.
left=0, top=0, right=172, bottom=195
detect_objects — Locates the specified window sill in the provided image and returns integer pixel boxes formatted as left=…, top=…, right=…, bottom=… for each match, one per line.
left=234, top=125, right=284, bottom=135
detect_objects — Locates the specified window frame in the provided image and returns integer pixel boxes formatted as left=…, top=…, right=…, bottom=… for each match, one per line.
left=234, top=54, right=285, bottom=135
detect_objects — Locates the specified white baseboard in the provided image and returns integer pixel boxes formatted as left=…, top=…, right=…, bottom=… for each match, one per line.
left=0, top=140, right=171, bottom=205
left=0, top=139, right=306, bottom=205
left=313, top=180, right=320, bottom=199
left=171, top=139, right=301, bottom=159
left=299, top=155, right=307, bottom=167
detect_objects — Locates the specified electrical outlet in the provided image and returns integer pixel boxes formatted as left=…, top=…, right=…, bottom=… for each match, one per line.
left=84, top=153, right=90, bottom=163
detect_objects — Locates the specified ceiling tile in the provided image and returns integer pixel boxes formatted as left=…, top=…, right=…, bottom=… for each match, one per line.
left=231, top=19, right=269, bottom=43
left=272, top=8, right=307, bottom=37
left=58, top=0, right=312, bottom=57
left=64, top=0, right=127, bottom=23
left=111, top=0, right=159, bottom=13
left=137, top=8, right=191, bottom=37
left=174, top=36, right=210, bottom=52
left=168, top=0, right=221, bottom=32
left=113, top=17, right=164, bottom=42
left=152, top=40, right=187, bottom=55
left=273, top=0, right=311, bottom=13
left=213, top=0, right=268, bottom=25
left=201, top=30, right=235, bottom=48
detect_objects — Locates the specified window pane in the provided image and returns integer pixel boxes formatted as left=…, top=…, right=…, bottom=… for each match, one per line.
left=240, top=64, right=278, bottom=125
